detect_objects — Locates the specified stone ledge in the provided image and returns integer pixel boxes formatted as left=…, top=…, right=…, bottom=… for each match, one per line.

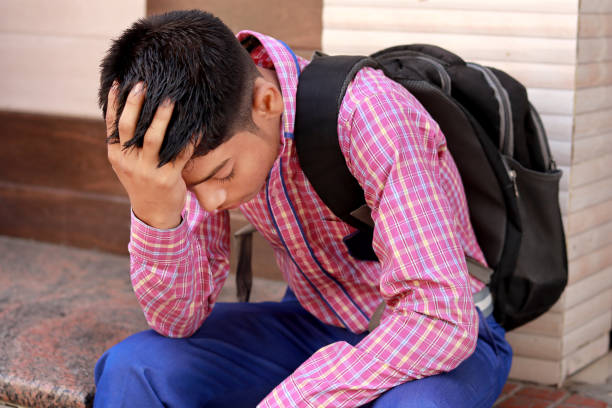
left=0, top=236, right=148, bottom=408
left=0, top=235, right=286, bottom=408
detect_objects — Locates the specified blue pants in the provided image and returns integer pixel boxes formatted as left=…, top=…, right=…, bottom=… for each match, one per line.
left=94, top=290, right=512, bottom=407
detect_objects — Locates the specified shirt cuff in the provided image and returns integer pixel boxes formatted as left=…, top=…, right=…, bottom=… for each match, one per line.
left=128, top=209, right=191, bottom=263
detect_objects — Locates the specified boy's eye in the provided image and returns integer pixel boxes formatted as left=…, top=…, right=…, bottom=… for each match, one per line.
left=217, top=168, right=235, bottom=184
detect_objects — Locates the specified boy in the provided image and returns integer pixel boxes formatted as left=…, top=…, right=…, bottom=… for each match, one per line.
left=95, top=9, right=512, bottom=407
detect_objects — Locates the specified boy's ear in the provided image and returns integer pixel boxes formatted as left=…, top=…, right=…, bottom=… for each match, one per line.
left=251, top=76, right=283, bottom=121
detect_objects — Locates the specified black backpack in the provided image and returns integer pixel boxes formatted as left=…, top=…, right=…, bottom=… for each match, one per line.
left=292, top=45, right=568, bottom=331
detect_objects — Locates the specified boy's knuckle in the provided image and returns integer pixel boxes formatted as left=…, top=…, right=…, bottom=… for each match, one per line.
left=117, top=119, right=133, bottom=136
left=143, top=134, right=157, bottom=147
left=105, top=114, right=115, bottom=128
left=107, top=149, right=116, bottom=163
left=121, top=165, right=133, bottom=178
left=157, top=174, right=169, bottom=187
left=158, top=174, right=175, bottom=189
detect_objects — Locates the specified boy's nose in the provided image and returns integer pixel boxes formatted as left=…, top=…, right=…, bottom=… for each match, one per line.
left=195, top=187, right=227, bottom=213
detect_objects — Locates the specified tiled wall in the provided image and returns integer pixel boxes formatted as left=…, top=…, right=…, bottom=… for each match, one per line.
left=0, top=1, right=146, bottom=252
left=323, top=0, right=611, bottom=385
left=0, top=0, right=146, bottom=118
left=0, top=0, right=318, bottom=279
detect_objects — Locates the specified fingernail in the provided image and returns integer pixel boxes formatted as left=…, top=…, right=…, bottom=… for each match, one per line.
left=131, top=82, right=144, bottom=96
left=111, top=80, right=119, bottom=90
left=161, top=97, right=173, bottom=107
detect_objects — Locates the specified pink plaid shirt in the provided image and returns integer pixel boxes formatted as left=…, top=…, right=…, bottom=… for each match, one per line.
left=128, top=31, right=487, bottom=407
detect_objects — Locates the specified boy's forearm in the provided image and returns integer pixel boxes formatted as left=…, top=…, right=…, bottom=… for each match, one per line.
left=128, top=198, right=231, bottom=338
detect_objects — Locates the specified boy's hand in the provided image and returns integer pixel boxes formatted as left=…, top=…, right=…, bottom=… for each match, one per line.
left=106, top=82, right=193, bottom=229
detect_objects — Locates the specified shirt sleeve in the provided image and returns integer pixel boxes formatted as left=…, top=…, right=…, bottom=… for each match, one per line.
left=258, top=85, right=478, bottom=407
left=128, top=191, right=230, bottom=338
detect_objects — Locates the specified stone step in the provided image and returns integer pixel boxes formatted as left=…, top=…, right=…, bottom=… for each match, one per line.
left=0, top=236, right=284, bottom=408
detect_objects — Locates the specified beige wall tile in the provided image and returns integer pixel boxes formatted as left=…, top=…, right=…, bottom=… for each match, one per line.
left=0, top=1, right=145, bottom=117
left=576, top=61, right=612, bottom=88
left=570, top=153, right=612, bottom=187
left=0, top=33, right=112, bottom=118
left=323, top=30, right=577, bottom=64
left=549, top=140, right=572, bottom=167
left=575, top=86, right=612, bottom=114
left=324, top=7, right=578, bottom=38
left=506, top=331, right=563, bottom=360
left=565, top=312, right=611, bottom=358
left=515, top=288, right=612, bottom=336
left=473, top=60, right=575, bottom=89
left=559, top=166, right=570, bottom=191
left=566, top=334, right=610, bottom=377
left=568, top=242, right=612, bottom=284
left=578, top=13, right=612, bottom=37
left=540, top=114, right=574, bottom=142
left=326, top=0, right=579, bottom=14
left=507, top=311, right=611, bottom=359
left=0, top=0, right=145, bottom=37
left=566, top=199, right=612, bottom=237
left=552, top=266, right=612, bottom=311
left=528, top=88, right=574, bottom=115
left=510, top=333, right=609, bottom=384
left=573, top=132, right=612, bottom=163
left=510, top=356, right=564, bottom=384
left=569, top=177, right=612, bottom=212
left=580, top=0, right=612, bottom=13
left=578, top=38, right=612, bottom=63
left=567, top=221, right=612, bottom=260
left=574, top=109, right=612, bottom=138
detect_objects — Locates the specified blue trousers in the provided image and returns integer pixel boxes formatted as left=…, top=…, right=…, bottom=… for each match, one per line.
left=94, top=290, right=512, bottom=407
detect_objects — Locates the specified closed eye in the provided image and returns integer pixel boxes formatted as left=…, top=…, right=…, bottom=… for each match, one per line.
left=217, top=168, right=235, bottom=184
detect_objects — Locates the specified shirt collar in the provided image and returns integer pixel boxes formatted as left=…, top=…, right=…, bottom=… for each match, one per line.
left=236, top=30, right=304, bottom=138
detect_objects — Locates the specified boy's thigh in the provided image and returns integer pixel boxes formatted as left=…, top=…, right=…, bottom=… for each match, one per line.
left=370, top=312, right=512, bottom=408
left=95, top=298, right=364, bottom=407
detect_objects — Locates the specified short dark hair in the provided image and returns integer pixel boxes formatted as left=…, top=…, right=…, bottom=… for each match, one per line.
left=98, top=10, right=260, bottom=166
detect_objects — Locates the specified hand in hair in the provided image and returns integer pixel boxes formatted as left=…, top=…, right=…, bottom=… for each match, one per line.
left=106, top=81, right=193, bottom=229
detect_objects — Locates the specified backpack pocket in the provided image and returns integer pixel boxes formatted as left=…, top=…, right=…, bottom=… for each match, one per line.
left=501, top=156, right=567, bottom=330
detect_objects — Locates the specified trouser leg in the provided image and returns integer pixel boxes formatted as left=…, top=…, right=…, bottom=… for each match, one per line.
left=93, top=292, right=364, bottom=408
left=95, top=292, right=511, bottom=408
left=369, top=308, right=513, bottom=408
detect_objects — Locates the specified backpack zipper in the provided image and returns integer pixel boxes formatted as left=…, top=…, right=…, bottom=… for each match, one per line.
left=467, top=63, right=519, bottom=196
left=529, top=102, right=556, bottom=171
left=466, top=63, right=514, bottom=157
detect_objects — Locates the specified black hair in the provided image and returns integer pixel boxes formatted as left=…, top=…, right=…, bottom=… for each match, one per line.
left=98, top=10, right=260, bottom=166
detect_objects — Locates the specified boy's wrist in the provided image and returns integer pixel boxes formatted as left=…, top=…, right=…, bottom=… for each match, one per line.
left=133, top=211, right=182, bottom=230
left=129, top=210, right=190, bottom=263
left=131, top=203, right=183, bottom=230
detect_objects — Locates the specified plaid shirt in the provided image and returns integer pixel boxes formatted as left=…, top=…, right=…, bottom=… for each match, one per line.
left=128, top=31, right=487, bottom=407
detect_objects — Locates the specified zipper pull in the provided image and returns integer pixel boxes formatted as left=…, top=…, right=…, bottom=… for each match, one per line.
left=509, top=169, right=519, bottom=197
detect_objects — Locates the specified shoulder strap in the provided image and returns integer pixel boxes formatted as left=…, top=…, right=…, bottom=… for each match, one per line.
left=294, top=54, right=378, bottom=233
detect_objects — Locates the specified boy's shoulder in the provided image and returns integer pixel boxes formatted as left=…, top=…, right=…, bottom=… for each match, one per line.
left=337, top=65, right=433, bottom=129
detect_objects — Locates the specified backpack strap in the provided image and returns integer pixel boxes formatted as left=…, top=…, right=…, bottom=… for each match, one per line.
left=294, top=54, right=380, bottom=260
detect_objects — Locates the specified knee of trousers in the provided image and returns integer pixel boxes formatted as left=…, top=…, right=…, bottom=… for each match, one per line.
left=94, top=329, right=176, bottom=386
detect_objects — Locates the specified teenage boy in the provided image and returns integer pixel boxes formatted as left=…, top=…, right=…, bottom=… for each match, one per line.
left=94, top=9, right=512, bottom=408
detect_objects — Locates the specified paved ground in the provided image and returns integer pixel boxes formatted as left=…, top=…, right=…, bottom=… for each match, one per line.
left=0, top=236, right=610, bottom=407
